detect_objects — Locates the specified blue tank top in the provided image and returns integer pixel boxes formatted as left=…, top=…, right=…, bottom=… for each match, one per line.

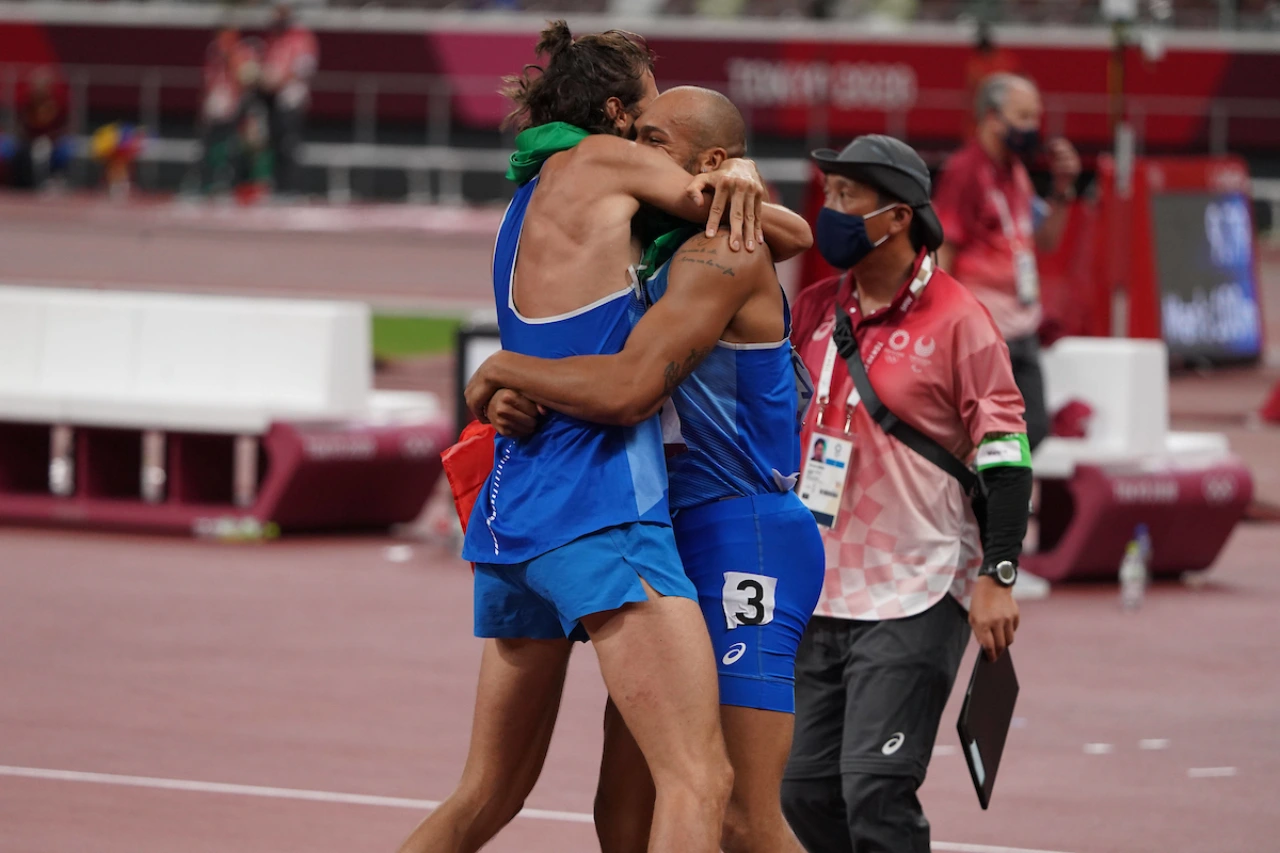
left=461, top=177, right=671, bottom=564
left=644, top=252, right=814, bottom=510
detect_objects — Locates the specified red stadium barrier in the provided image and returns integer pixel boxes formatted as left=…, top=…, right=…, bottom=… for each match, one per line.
left=1025, top=460, right=1253, bottom=582
left=0, top=419, right=452, bottom=536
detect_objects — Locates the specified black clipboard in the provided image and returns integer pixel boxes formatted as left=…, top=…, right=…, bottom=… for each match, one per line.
left=956, top=650, right=1019, bottom=810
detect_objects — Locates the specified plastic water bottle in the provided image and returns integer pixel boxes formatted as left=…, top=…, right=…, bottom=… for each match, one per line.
left=1119, top=524, right=1151, bottom=611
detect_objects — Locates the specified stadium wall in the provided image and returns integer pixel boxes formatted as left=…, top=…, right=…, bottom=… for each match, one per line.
left=1, top=3, right=1279, bottom=154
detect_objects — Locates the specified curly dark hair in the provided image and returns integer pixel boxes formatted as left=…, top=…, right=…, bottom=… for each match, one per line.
left=502, top=20, right=656, bottom=135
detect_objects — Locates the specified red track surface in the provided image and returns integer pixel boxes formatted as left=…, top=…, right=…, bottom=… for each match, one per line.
left=2, top=192, right=1280, bottom=852
left=0, top=194, right=504, bottom=313
left=2, top=524, right=1279, bottom=853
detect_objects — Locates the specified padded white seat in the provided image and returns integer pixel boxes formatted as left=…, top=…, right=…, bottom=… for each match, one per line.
left=1032, top=337, right=1232, bottom=478
left=0, top=285, right=414, bottom=434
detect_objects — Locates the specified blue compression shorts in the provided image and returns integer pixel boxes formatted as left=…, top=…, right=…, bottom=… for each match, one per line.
left=673, top=491, right=825, bottom=714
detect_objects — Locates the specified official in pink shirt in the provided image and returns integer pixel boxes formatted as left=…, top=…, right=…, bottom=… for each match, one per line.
left=260, top=3, right=318, bottom=196
left=780, top=135, right=1031, bottom=853
left=933, top=73, right=1081, bottom=449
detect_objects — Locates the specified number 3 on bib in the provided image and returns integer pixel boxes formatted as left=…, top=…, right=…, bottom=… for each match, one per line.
left=722, top=571, right=778, bottom=629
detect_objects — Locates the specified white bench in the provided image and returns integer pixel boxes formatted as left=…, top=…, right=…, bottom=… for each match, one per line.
left=0, top=285, right=436, bottom=434
left=0, top=285, right=444, bottom=523
left=1024, top=336, right=1251, bottom=581
left=1032, top=337, right=1230, bottom=478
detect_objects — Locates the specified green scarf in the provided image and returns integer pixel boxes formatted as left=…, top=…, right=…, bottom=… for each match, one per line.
left=638, top=223, right=702, bottom=278
left=506, top=122, right=590, bottom=184
left=507, top=123, right=700, bottom=276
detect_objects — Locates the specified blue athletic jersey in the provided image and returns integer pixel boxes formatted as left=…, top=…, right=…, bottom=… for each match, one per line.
left=461, top=176, right=671, bottom=564
left=644, top=252, right=813, bottom=510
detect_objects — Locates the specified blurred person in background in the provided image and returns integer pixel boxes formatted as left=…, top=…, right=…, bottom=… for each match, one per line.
left=780, top=135, right=1029, bottom=853
left=260, top=3, right=317, bottom=198
left=7, top=67, right=72, bottom=191
left=189, top=28, right=261, bottom=197
left=962, top=21, right=1019, bottom=139
left=934, top=72, right=1080, bottom=450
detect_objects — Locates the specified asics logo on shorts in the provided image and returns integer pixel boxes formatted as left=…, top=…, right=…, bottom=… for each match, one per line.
left=722, top=642, right=747, bottom=666
left=882, top=732, right=906, bottom=755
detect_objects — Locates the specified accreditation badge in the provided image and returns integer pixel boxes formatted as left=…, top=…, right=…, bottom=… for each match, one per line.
left=798, top=429, right=854, bottom=529
left=1014, top=249, right=1040, bottom=305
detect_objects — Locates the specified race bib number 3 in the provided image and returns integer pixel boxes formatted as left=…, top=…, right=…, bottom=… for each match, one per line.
left=722, top=571, right=777, bottom=630
left=798, top=433, right=854, bottom=528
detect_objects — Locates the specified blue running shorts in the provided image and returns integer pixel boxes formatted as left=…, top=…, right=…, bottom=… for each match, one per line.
left=474, top=521, right=695, bottom=641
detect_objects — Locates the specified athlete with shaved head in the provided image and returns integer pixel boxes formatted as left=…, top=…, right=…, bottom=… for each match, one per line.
left=396, top=21, right=813, bottom=853
left=467, top=86, right=824, bottom=853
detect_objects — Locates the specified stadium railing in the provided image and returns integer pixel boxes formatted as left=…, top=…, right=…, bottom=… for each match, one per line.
left=9, top=61, right=1280, bottom=206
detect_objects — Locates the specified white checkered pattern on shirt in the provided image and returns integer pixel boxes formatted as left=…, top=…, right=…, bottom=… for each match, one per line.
left=812, top=410, right=982, bottom=621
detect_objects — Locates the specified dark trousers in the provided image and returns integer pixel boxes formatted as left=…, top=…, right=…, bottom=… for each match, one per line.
left=267, top=101, right=305, bottom=195
left=196, top=121, right=237, bottom=194
left=781, top=600, right=970, bottom=853
left=1006, top=333, right=1048, bottom=451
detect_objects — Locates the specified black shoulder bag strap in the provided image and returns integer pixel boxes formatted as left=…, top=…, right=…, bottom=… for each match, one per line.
left=832, top=302, right=981, bottom=497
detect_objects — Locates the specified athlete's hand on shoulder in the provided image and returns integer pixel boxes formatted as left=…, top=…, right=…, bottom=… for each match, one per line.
left=685, top=158, right=766, bottom=254
left=969, top=576, right=1020, bottom=661
left=486, top=389, right=542, bottom=439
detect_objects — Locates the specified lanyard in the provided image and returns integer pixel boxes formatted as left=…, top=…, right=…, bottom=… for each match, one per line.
left=815, top=255, right=935, bottom=431
left=990, top=187, right=1028, bottom=251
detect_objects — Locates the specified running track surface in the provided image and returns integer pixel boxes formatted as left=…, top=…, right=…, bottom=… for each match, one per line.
left=2, top=193, right=1280, bottom=852
left=2, top=524, right=1279, bottom=853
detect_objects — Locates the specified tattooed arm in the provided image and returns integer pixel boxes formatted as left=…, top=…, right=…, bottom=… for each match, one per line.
left=466, top=233, right=771, bottom=427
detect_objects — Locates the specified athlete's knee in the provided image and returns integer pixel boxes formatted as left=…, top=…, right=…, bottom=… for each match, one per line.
left=654, top=748, right=734, bottom=813
left=720, top=794, right=789, bottom=853
left=841, top=772, right=930, bottom=853
left=701, top=751, right=736, bottom=808
left=449, top=776, right=528, bottom=836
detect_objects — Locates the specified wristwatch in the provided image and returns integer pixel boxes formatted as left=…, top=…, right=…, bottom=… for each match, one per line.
left=979, top=560, right=1019, bottom=587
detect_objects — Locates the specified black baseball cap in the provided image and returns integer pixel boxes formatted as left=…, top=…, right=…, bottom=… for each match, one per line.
left=811, top=134, right=945, bottom=252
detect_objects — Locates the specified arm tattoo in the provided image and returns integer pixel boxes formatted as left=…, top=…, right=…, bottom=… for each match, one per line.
left=674, top=235, right=737, bottom=276
left=676, top=255, right=736, bottom=276
left=663, top=347, right=710, bottom=396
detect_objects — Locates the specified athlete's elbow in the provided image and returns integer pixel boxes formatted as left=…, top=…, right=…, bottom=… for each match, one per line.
left=787, top=225, right=814, bottom=259
left=603, top=388, right=664, bottom=427
left=605, top=398, right=656, bottom=428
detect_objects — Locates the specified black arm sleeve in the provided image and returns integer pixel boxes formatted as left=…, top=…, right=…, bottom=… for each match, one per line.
left=977, top=464, right=1033, bottom=567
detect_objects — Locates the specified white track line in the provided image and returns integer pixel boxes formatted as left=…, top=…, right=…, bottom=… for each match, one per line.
left=0, top=764, right=1077, bottom=853
left=933, top=846, right=1078, bottom=853
left=1187, top=766, right=1238, bottom=778
left=0, top=765, right=590, bottom=824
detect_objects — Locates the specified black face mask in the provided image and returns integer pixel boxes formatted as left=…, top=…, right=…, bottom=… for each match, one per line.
left=1004, top=122, right=1041, bottom=159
